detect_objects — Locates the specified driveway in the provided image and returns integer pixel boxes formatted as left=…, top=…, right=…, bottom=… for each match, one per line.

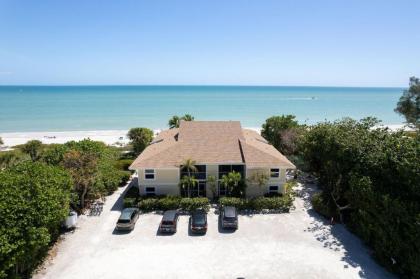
left=34, top=181, right=394, bottom=279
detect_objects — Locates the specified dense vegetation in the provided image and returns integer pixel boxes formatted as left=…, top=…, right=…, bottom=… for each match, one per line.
left=0, top=139, right=132, bottom=278
left=292, top=117, right=418, bottom=278
left=0, top=162, right=72, bottom=278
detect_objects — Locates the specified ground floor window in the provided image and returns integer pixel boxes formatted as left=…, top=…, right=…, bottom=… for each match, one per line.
left=145, top=186, right=156, bottom=196
left=218, top=182, right=227, bottom=196
left=268, top=185, right=279, bottom=194
left=181, top=181, right=206, bottom=197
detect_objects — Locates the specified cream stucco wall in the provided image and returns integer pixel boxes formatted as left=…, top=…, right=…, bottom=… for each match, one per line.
left=135, top=166, right=288, bottom=197
left=136, top=168, right=179, bottom=196
left=245, top=167, right=287, bottom=197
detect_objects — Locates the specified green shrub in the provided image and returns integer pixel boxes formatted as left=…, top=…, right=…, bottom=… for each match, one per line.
left=119, top=171, right=131, bottom=186
left=252, top=197, right=288, bottom=210
left=219, top=197, right=248, bottom=210
left=311, top=192, right=335, bottom=218
left=123, top=197, right=138, bottom=208
left=219, top=195, right=293, bottom=211
left=179, top=197, right=210, bottom=212
left=138, top=198, right=158, bottom=212
left=114, top=159, right=134, bottom=171
left=157, top=196, right=181, bottom=211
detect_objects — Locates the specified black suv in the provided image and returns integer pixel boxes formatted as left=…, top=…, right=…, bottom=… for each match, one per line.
left=220, top=206, right=238, bottom=230
left=116, top=208, right=139, bottom=231
left=190, top=209, right=207, bottom=234
left=159, top=210, right=179, bottom=233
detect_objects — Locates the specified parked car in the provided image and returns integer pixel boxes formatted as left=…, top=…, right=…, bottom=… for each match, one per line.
left=159, top=210, right=179, bottom=233
left=220, top=206, right=238, bottom=230
left=116, top=208, right=139, bottom=231
left=190, top=209, right=207, bottom=234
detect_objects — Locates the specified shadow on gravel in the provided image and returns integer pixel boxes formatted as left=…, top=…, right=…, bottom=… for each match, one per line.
left=300, top=181, right=394, bottom=279
left=112, top=228, right=132, bottom=235
left=111, top=177, right=137, bottom=212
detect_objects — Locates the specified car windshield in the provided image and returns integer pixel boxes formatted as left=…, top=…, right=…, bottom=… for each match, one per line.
left=193, top=214, right=206, bottom=225
left=118, top=219, right=130, bottom=224
left=224, top=208, right=236, bottom=218
left=162, top=221, right=173, bottom=225
left=120, top=209, right=135, bottom=219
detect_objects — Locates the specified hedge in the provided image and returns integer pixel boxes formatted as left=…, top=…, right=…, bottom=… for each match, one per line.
left=137, top=196, right=210, bottom=212
left=123, top=197, right=137, bottom=208
left=219, top=195, right=293, bottom=212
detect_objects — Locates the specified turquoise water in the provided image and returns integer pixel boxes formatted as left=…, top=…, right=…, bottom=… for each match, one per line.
left=0, top=86, right=405, bottom=132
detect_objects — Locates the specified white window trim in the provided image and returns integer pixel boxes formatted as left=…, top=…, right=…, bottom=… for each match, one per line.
left=144, top=169, right=155, bottom=180
left=270, top=168, right=280, bottom=178
left=145, top=186, right=156, bottom=195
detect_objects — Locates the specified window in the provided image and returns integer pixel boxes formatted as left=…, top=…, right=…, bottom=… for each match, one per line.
left=270, top=168, right=280, bottom=178
left=269, top=186, right=279, bottom=193
left=144, top=169, right=155, bottom=180
left=145, top=186, right=155, bottom=196
left=181, top=181, right=206, bottom=197
left=218, top=182, right=227, bottom=196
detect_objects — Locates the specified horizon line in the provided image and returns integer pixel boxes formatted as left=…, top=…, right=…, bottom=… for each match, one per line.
left=0, top=84, right=406, bottom=89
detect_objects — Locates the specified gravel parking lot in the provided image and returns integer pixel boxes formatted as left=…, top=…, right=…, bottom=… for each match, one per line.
left=34, top=182, right=394, bottom=279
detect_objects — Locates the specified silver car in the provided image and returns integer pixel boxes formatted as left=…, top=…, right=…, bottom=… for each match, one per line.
left=116, top=208, right=139, bottom=231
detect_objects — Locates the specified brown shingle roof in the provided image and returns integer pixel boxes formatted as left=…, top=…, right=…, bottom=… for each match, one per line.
left=129, top=121, right=295, bottom=169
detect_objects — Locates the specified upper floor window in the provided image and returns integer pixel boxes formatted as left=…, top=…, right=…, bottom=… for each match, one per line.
left=270, top=168, right=280, bottom=178
left=144, top=169, right=155, bottom=180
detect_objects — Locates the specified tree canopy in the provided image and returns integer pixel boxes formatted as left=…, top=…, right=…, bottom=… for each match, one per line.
left=168, top=114, right=195, bottom=128
left=0, top=162, right=72, bottom=278
left=261, top=115, right=302, bottom=155
left=127, top=127, right=153, bottom=155
left=395, top=76, right=420, bottom=129
left=21, top=140, right=43, bottom=162
left=299, top=118, right=420, bottom=277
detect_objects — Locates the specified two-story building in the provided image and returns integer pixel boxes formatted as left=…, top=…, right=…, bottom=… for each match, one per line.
left=129, top=121, right=295, bottom=198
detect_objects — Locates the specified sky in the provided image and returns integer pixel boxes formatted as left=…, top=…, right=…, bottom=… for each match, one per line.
left=0, top=0, right=419, bottom=87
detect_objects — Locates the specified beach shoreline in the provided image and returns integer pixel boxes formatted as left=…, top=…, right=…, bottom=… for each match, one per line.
left=0, top=124, right=411, bottom=150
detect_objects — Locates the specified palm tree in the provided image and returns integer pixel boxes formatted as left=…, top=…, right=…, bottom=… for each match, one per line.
left=179, top=175, right=198, bottom=198
left=181, top=114, right=194, bottom=121
left=180, top=158, right=198, bottom=197
left=168, top=115, right=180, bottom=129
left=221, top=171, right=242, bottom=196
left=181, top=158, right=197, bottom=177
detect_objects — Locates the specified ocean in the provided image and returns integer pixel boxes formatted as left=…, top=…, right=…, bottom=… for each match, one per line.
left=0, top=85, right=405, bottom=133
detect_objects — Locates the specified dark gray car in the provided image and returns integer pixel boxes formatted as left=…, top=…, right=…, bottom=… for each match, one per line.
left=116, top=208, right=139, bottom=231
left=159, top=210, right=179, bottom=233
left=221, top=206, right=238, bottom=230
